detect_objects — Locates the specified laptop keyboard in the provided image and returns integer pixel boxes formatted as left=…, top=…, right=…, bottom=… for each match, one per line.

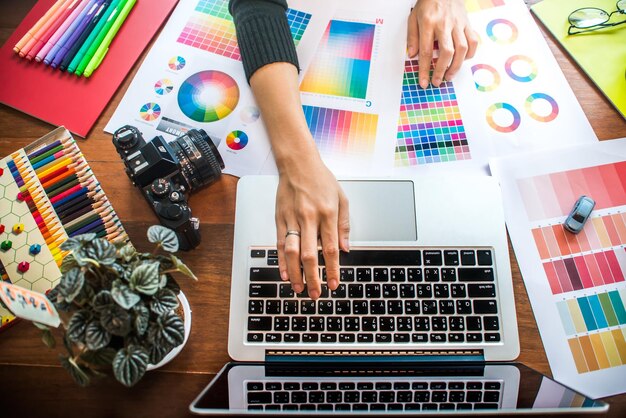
left=246, top=379, right=503, bottom=411
left=246, top=247, right=501, bottom=345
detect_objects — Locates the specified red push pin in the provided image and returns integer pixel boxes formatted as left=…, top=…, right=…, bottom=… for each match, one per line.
left=16, top=192, right=26, bottom=201
left=0, top=224, right=4, bottom=234
left=0, top=167, right=3, bottom=176
left=18, top=261, right=30, bottom=273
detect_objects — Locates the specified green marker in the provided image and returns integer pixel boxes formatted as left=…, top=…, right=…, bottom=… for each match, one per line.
left=83, top=0, right=136, bottom=77
left=67, top=0, right=121, bottom=74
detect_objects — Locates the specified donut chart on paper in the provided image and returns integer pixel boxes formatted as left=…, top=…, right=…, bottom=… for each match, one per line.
left=486, top=19, right=518, bottom=44
left=155, top=79, right=174, bottom=95
left=486, top=102, right=521, bottom=133
left=505, top=55, right=537, bottom=82
left=226, top=130, right=249, bottom=150
left=471, top=64, right=501, bottom=92
left=168, top=56, right=186, bottom=71
left=526, top=93, right=559, bottom=122
left=139, top=102, right=161, bottom=122
left=240, top=106, right=260, bottom=123
left=177, top=71, right=240, bottom=123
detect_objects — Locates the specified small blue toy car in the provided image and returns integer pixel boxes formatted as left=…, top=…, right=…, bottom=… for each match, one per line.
left=564, top=195, right=595, bottom=234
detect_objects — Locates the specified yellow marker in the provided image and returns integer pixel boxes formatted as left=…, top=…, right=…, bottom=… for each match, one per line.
left=12, top=223, right=25, bottom=234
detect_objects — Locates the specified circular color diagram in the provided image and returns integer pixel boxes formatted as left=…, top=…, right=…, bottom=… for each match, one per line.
left=486, top=102, right=521, bottom=133
left=525, top=93, right=559, bottom=122
left=168, top=56, right=186, bottom=71
left=241, top=106, right=260, bottom=123
left=505, top=55, right=537, bottom=82
left=139, top=102, right=161, bottom=122
left=177, top=71, right=240, bottom=123
left=226, top=130, right=249, bottom=150
left=486, top=19, right=518, bottom=44
left=471, top=64, right=501, bottom=92
left=155, top=79, right=174, bottom=95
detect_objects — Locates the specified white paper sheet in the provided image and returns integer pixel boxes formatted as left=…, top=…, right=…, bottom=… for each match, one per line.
left=490, top=138, right=626, bottom=399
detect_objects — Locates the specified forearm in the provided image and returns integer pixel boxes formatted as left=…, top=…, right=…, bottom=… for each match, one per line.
left=249, top=62, right=320, bottom=175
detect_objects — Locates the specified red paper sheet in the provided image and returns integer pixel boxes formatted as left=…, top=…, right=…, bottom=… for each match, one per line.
left=0, top=0, right=179, bottom=137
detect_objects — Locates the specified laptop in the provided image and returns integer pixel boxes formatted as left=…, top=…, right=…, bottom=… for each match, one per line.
left=190, top=175, right=607, bottom=414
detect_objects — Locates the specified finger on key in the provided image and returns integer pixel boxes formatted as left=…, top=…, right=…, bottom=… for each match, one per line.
left=300, top=222, right=321, bottom=300
left=275, top=219, right=289, bottom=281
left=320, top=213, right=340, bottom=291
left=284, top=225, right=304, bottom=293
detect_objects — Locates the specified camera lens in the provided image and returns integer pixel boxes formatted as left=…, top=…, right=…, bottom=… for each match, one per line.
left=169, top=129, right=224, bottom=191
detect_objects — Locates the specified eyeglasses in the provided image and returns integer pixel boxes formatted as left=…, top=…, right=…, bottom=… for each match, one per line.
left=568, top=0, right=626, bottom=35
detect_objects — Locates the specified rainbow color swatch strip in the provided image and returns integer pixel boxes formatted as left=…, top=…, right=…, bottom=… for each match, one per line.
left=558, top=290, right=626, bottom=336
left=567, top=326, right=626, bottom=373
left=464, top=0, right=506, bottom=13
left=303, top=105, right=378, bottom=155
left=395, top=59, right=470, bottom=166
left=518, top=162, right=626, bottom=222
left=177, top=0, right=311, bottom=60
left=300, top=20, right=375, bottom=99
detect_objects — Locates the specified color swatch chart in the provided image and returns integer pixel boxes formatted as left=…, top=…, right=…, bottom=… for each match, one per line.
left=300, top=20, right=376, bottom=99
left=177, top=0, right=311, bottom=61
left=518, top=161, right=626, bottom=375
left=395, top=59, right=470, bottom=167
left=303, top=105, right=378, bottom=155
left=464, top=0, right=506, bottom=13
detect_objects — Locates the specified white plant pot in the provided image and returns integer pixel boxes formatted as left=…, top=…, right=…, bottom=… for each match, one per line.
left=147, top=291, right=192, bottom=370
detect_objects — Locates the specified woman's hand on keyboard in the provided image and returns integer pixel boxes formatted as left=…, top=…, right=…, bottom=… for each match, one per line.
left=275, top=156, right=350, bottom=300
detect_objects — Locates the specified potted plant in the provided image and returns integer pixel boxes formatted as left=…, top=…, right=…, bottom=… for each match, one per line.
left=35, top=225, right=196, bottom=387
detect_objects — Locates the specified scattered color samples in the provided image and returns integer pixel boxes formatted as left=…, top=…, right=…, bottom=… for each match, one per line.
left=300, top=20, right=376, bottom=99
left=464, top=0, right=506, bottom=13
left=486, top=18, right=518, bottom=44
left=518, top=162, right=626, bottom=221
left=525, top=92, right=559, bottom=122
left=226, top=130, right=248, bottom=150
left=176, top=0, right=311, bottom=60
left=558, top=290, right=626, bottom=336
left=567, top=326, right=626, bottom=373
left=486, top=102, right=521, bottom=133
left=395, top=59, right=470, bottom=167
left=303, top=105, right=378, bottom=155
left=177, top=70, right=240, bottom=122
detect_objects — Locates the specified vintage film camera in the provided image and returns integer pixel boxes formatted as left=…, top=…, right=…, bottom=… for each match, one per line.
left=112, top=125, right=224, bottom=250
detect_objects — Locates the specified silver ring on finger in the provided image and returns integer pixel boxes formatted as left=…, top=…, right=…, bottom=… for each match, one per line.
left=285, top=230, right=301, bottom=238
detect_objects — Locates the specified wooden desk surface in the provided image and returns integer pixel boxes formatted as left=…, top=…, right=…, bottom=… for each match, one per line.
left=0, top=0, right=625, bottom=416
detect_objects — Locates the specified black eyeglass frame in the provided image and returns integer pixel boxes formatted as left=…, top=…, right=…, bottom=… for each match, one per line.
left=567, top=1, right=626, bottom=35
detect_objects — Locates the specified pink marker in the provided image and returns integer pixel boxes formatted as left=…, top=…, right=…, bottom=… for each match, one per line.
left=35, top=0, right=87, bottom=63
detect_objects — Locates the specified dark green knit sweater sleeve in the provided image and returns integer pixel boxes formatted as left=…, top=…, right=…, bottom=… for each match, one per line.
left=229, top=0, right=300, bottom=82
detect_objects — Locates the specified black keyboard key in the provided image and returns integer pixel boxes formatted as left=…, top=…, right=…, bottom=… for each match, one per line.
left=266, top=300, right=281, bottom=314
left=340, top=268, right=354, bottom=282
left=248, top=382, right=264, bottom=391
left=373, top=268, right=389, bottom=282
left=321, top=382, right=336, bottom=391
left=475, top=403, right=499, bottom=410
left=336, top=300, right=351, bottom=314
left=362, top=317, right=378, bottom=331
left=280, top=284, right=294, bottom=298
left=422, top=403, right=438, bottom=410
left=370, top=404, right=386, bottom=411
left=407, top=268, right=423, bottom=282
left=397, top=391, right=412, bottom=402
left=400, top=284, right=415, bottom=298
left=339, top=382, right=355, bottom=390
left=357, top=382, right=374, bottom=390
left=292, top=317, right=307, bottom=331
left=273, top=392, right=289, bottom=403
left=422, top=300, right=437, bottom=314
left=423, top=250, right=442, bottom=266
left=303, top=333, right=318, bottom=343
left=248, top=317, right=272, bottom=331
left=440, top=403, right=455, bottom=410
left=387, top=404, right=403, bottom=411
left=485, top=332, right=501, bottom=342
left=370, top=300, right=386, bottom=314
left=309, top=317, right=324, bottom=331
left=376, top=333, right=392, bottom=343
left=387, top=300, right=403, bottom=314
left=457, top=403, right=473, bottom=410
left=404, top=300, right=420, bottom=314
left=449, top=333, right=465, bottom=342
left=267, top=258, right=278, bottom=266
left=485, top=382, right=501, bottom=390
left=358, top=333, right=374, bottom=342
left=383, top=284, right=398, bottom=298
left=318, top=300, right=334, bottom=314
left=283, top=300, right=298, bottom=314
left=434, top=283, right=449, bottom=298
left=338, top=250, right=421, bottom=266
left=432, top=391, right=447, bottom=402
left=467, top=333, right=483, bottom=342
left=291, top=391, right=307, bottom=403
left=430, top=333, right=447, bottom=342
left=459, top=268, right=494, bottom=282
left=448, top=382, right=465, bottom=390
left=439, top=300, right=455, bottom=314
left=327, top=316, right=342, bottom=331
left=380, top=317, right=395, bottom=331
left=318, top=405, right=333, bottom=411
left=250, top=267, right=281, bottom=281
left=441, top=268, right=457, bottom=282
left=392, top=382, right=410, bottom=390
left=327, top=391, right=342, bottom=403
left=284, top=333, right=300, bottom=343
left=353, top=404, right=368, bottom=411
left=474, top=299, right=498, bottom=313
left=451, top=283, right=466, bottom=298
left=397, top=317, right=413, bottom=331
left=484, top=316, right=500, bottom=330
left=390, top=268, right=406, bottom=282
left=284, top=382, right=300, bottom=390
left=444, top=250, right=459, bottom=266
left=339, top=333, right=355, bottom=343
left=468, top=284, right=496, bottom=298
left=484, top=391, right=500, bottom=402
left=268, top=250, right=278, bottom=257
left=424, top=268, right=440, bottom=282
left=412, top=382, right=428, bottom=390
left=365, top=284, right=381, bottom=298
left=331, top=284, right=347, bottom=298
left=416, top=284, right=432, bottom=298
left=357, top=268, right=372, bottom=282
left=467, top=382, right=482, bottom=390
left=348, top=284, right=364, bottom=298
left=429, top=381, right=446, bottom=390
left=321, top=333, right=337, bottom=343
left=405, top=404, right=421, bottom=411
left=251, top=249, right=266, bottom=258
left=247, top=333, right=263, bottom=342
left=431, top=316, right=448, bottom=331
left=295, top=287, right=309, bottom=298
left=379, top=391, right=395, bottom=402
left=466, top=391, right=482, bottom=403
left=344, top=317, right=360, bottom=332
left=248, top=392, right=271, bottom=404
left=274, top=317, right=290, bottom=331
left=414, top=317, right=430, bottom=331
left=449, top=316, right=465, bottom=331
left=449, top=391, right=465, bottom=402
left=394, top=333, right=410, bottom=342
left=467, top=317, right=482, bottom=331
left=303, top=382, right=318, bottom=390
left=300, top=300, right=316, bottom=315
left=477, top=250, right=493, bottom=266
left=300, top=405, right=315, bottom=410
left=265, top=333, right=282, bottom=342
left=344, top=391, right=360, bottom=403
left=456, top=300, right=472, bottom=314
left=248, top=300, right=264, bottom=314
left=249, top=283, right=277, bottom=297
left=412, top=333, right=428, bottom=342
left=353, top=300, right=368, bottom=314
left=461, top=250, right=476, bottom=265
left=334, top=404, right=350, bottom=411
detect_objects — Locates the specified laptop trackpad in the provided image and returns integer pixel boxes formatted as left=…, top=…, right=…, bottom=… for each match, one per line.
left=340, top=180, right=417, bottom=242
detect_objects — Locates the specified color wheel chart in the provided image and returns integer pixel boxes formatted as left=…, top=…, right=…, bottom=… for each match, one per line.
left=395, top=59, right=470, bottom=167
left=518, top=162, right=626, bottom=374
left=303, top=105, right=378, bottom=155
left=177, top=70, right=240, bottom=123
left=176, top=0, right=312, bottom=61
left=300, top=20, right=376, bottom=99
